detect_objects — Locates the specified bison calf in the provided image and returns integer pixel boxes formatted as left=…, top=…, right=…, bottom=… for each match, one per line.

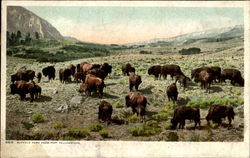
left=98, top=100, right=113, bottom=125
left=175, top=74, right=191, bottom=89
left=166, top=83, right=178, bottom=104
left=206, top=105, right=235, bottom=127
left=129, top=73, right=142, bottom=91
left=171, top=106, right=201, bottom=129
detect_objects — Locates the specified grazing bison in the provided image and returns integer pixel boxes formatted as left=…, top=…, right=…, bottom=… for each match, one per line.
left=59, top=68, right=72, bottom=83
left=36, top=72, right=42, bottom=83
left=79, top=74, right=105, bottom=97
left=221, top=69, right=244, bottom=86
left=194, top=71, right=214, bottom=92
left=11, top=70, right=35, bottom=83
left=101, top=63, right=112, bottom=75
left=92, top=64, right=101, bottom=70
left=74, top=72, right=86, bottom=83
left=88, top=69, right=108, bottom=80
left=122, top=63, right=135, bottom=76
left=161, top=65, right=182, bottom=80
left=129, top=73, right=142, bottom=91
left=98, top=100, right=113, bottom=125
left=125, top=91, right=147, bottom=122
left=42, top=66, right=55, bottom=81
left=210, top=66, right=221, bottom=82
left=10, top=81, right=36, bottom=102
left=206, top=105, right=235, bottom=127
left=67, top=64, right=76, bottom=76
left=175, top=74, right=191, bottom=89
left=166, top=83, right=178, bottom=104
left=171, top=106, right=201, bottom=129
left=148, top=65, right=162, bottom=80
left=191, top=67, right=211, bottom=80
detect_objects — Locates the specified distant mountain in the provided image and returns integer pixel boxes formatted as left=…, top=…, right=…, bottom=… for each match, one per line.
left=126, top=25, right=244, bottom=46
left=7, top=6, right=64, bottom=40
left=63, top=36, right=80, bottom=42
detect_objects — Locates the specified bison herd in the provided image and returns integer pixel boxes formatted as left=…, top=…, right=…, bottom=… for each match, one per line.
left=9, top=61, right=243, bottom=130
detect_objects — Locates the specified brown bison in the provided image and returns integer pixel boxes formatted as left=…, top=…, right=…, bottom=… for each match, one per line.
left=221, top=69, right=244, bottom=86
left=42, top=66, right=55, bottom=81
left=161, top=64, right=182, bottom=80
left=125, top=91, right=147, bottom=122
left=206, top=105, right=235, bottom=127
left=175, top=74, right=191, bottom=89
left=148, top=65, right=162, bottom=80
left=67, top=64, right=76, bottom=76
left=210, top=66, right=221, bottom=82
left=101, top=63, right=112, bottom=75
left=166, top=83, right=178, bottom=104
left=34, top=84, right=42, bottom=99
left=191, top=67, right=211, bottom=80
left=74, top=72, right=86, bottom=83
left=11, top=70, right=35, bottom=83
left=79, top=74, right=105, bottom=97
left=10, top=81, right=36, bottom=102
left=129, top=73, right=142, bottom=91
left=59, top=68, right=72, bottom=83
left=76, top=62, right=89, bottom=73
left=194, top=71, right=214, bottom=92
left=36, top=72, right=42, bottom=83
left=98, top=100, right=113, bottom=125
left=171, top=106, right=201, bottom=129
left=87, top=69, right=108, bottom=80
left=122, top=63, right=135, bottom=76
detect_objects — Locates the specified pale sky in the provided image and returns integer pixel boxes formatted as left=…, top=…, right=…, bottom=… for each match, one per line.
left=24, top=6, right=243, bottom=44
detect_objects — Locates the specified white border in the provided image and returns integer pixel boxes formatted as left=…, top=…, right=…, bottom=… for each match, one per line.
left=1, top=1, right=250, bottom=157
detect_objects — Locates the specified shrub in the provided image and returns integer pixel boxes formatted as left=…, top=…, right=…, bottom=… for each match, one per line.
left=118, top=79, right=126, bottom=84
left=99, top=129, right=109, bottom=138
left=89, top=123, right=103, bottom=132
left=232, top=88, right=242, bottom=95
left=188, top=133, right=200, bottom=142
left=53, top=123, right=65, bottom=129
left=166, top=132, right=179, bottom=141
left=152, top=112, right=169, bottom=121
left=128, top=114, right=139, bottom=123
left=120, top=110, right=133, bottom=119
left=113, top=101, right=123, bottom=108
left=163, top=122, right=171, bottom=130
left=128, top=120, right=161, bottom=136
left=31, top=112, right=44, bottom=123
left=152, top=100, right=161, bottom=107
left=68, top=128, right=90, bottom=138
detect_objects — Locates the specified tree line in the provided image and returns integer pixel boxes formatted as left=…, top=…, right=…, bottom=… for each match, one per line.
left=7, top=30, right=40, bottom=46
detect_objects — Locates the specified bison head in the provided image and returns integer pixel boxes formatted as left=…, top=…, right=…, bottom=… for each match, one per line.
left=148, top=67, right=153, bottom=75
left=171, top=118, right=178, bottom=129
left=11, top=75, right=17, bottom=83
left=79, top=83, right=89, bottom=93
left=10, top=83, right=17, bottom=94
left=125, top=95, right=131, bottom=108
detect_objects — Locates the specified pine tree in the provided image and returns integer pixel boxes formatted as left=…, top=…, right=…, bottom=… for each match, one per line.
left=35, top=32, right=40, bottom=40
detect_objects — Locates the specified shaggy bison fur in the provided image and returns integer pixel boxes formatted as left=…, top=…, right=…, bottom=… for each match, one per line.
left=98, top=100, right=113, bottom=125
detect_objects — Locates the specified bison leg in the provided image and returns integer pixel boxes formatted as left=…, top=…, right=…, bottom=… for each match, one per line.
left=129, top=84, right=133, bottom=92
left=135, top=85, right=139, bottom=91
left=30, top=93, right=34, bottom=102
left=20, top=94, right=26, bottom=101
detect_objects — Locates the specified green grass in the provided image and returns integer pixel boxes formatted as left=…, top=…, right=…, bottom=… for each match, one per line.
left=99, top=129, right=109, bottom=138
left=128, top=114, right=140, bottom=123
left=113, top=101, right=123, bottom=108
left=31, top=112, right=44, bottom=123
left=166, top=132, right=179, bottom=141
left=152, top=112, right=169, bottom=121
left=52, top=123, right=65, bottom=129
left=68, top=128, right=90, bottom=138
left=128, top=120, right=161, bottom=136
left=89, top=123, right=103, bottom=132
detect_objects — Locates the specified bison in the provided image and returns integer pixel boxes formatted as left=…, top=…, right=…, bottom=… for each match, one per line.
left=11, top=70, right=35, bottom=83
left=122, top=63, right=135, bottom=76
left=59, top=68, right=72, bottom=83
left=87, top=69, right=108, bottom=80
left=34, top=84, right=42, bottom=99
left=161, top=65, right=182, bottom=80
left=210, top=66, right=221, bottom=82
left=67, top=64, right=76, bottom=77
left=10, top=80, right=36, bottom=102
left=36, top=72, right=42, bottom=83
left=191, top=67, right=211, bottom=80
left=101, top=63, right=112, bottom=75
left=42, top=66, right=55, bottom=81
left=79, top=74, right=105, bottom=97
left=175, top=74, right=191, bottom=89
left=74, top=72, right=86, bottom=83
left=129, top=73, right=142, bottom=91
left=98, top=100, right=113, bottom=125
left=171, top=106, right=201, bottom=129
left=194, top=70, right=214, bottom=92
left=148, top=65, right=162, bottom=80
left=206, top=105, right=235, bottom=127
left=166, top=83, right=178, bottom=104
left=125, top=91, right=147, bottom=122
left=221, top=69, right=244, bottom=86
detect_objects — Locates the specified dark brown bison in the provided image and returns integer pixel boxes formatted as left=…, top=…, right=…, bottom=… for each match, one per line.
left=166, top=83, right=178, bottom=104
left=194, top=71, right=214, bottom=92
left=161, top=65, right=182, bottom=80
left=206, top=105, right=235, bottom=127
left=129, top=73, right=142, bottom=91
left=36, top=72, right=42, bottom=83
left=125, top=91, right=147, bottom=122
left=11, top=70, right=35, bottom=83
left=171, top=106, right=201, bottom=129
left=79, top=74, right=105, bottom=97
left=191, top=67, right=211, bottom=80
left=98, top=100, right=113, bottom=125
left=59, top=68, right=72, bottom=83
left=10, top=81, right=36, bottom=102
left=67, top=64, right=76, bottom=76
left=122, top=63, right=135, bottom=76
left=148, top=65, right=162, bottom=80
left=101, top=63, right=112, bottom=75
left=221, top=69, right=244, bottom=86
left=175, top=74, right=191, bottom=89
left=87, top=69, right=108, bottom=80
left=42, top=66, right=55, bottom=81
left=74, top=72, right=86, bottom=83
left=92, top=64, right=101, bottom=70
left=210, top=66, right=221, bottom=82
left=34, top=84, right=42, bottom=99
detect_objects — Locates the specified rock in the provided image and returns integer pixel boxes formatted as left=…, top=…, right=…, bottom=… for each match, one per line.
left=70, top=96, right=84, bottom=104
left=55, top=104, right=69, bottom=113
left=53, top=90, right=58, bottom=95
